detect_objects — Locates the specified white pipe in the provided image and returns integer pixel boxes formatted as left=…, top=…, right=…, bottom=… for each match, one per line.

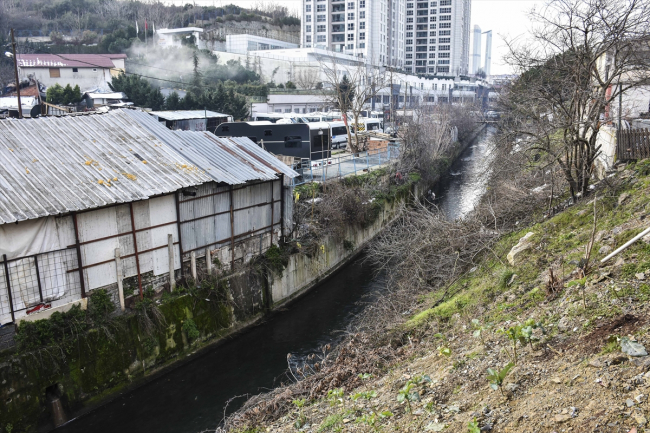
left=601, top=226, right=650, bottom=263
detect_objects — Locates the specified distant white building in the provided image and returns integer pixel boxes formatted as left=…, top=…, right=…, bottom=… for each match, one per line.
left=156, top=27, right=204, bottom=49
left=16, top=54, right=126, bottom=92
left=225, top=35, right=298, bottom=55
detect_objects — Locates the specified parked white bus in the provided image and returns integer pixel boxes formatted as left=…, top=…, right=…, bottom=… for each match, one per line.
left=329, top=121, right=349, bottom=149
left=350, top=118, right=383, bottom=134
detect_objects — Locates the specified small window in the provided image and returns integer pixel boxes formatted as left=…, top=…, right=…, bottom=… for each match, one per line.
left=284, top=136, right=302, bottom=148
left=72, top=67, right=78, bottom=73
left=221, top=126, right=230, bottom=132
left=92, top=68, right=97, bottom=72
left=49, top=68, right=60, bottom=78
left=264, top=129, right=273, bottom=136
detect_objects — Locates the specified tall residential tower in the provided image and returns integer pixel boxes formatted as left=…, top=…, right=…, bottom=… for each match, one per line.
left=301, top=0, right=405, bottom=68
left=301, top=0, right=470, bottom=76
left=471, top=25, right=482, bottom=75
left=483, top=30, right=492, bottom=76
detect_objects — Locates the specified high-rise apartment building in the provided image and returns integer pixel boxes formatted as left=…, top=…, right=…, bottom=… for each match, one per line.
left=403, top=0, right=470, bottom=75
left=483, top=30, right=492, bottom=76
left=301, top=0, right=405, bottom=68
left=301, top=0, right=470, bottom=76
left=471, top=25, right=482, bottom=75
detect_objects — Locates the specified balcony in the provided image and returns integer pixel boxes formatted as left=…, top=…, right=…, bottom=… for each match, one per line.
left=332, top=24, right=344, bottom=32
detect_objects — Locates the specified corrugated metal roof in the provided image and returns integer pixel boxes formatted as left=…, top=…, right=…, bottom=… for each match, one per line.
left=149, top=110, right=231, bottom=121
left=0, top=110, right=211, bottom=225
left=124, top=110, right=298, bottom=183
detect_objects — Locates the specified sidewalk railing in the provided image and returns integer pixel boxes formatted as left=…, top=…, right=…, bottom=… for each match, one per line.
left=292, top=145, right=400, bottom=186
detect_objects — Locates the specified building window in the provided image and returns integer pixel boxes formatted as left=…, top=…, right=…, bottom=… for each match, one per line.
left=306, top=35, right=312, bottom=42
left=438, top=66, right=449, bottom=73
left=72, top=67, right=78, bottom=73
left=347, top=23, right=354, bottom=30
left=430, top=24, right=437, bottom=29
left=406, top=39, right=413, bottom=44
left=49, top=68, right=61, bottom=77
left=406, top=46, right=413, bottom=52
left=407, top=2, right=414, bottom=8
left=439, top=23, right=451, bottom=28
left=348, top=2, right=354, bottom=9
left=439, top=37, right=450, bottom=43
left=429, top=16, right=436, bottom=22
left=359, top=32, right=365, bottom=40
left=360, top=11, right=365, bottom=18
left=316, top=25, right=325, bottom=32
left=347, top=33, right=354, bottom=41
left=440, top=0, right=451, bottom=4
left=407, top=24, right=413, bottom=30
left=440, top=15, right=451, bottom=21
left=306, top=25, right=312, bottom=32
left=406, top=53, right=413, bottom=59
left=316, top=4, right=326, bottom=11
left=439, top=45, right=450, bottom=50
left=437, top=59, right=450, bottom=64
left=360, top=0, right=365, bottom=7
left=347, top=43, right=354, bottom=49
left=306, top=5, right=312, bottom=12
left=317, top=35, right=327, bottom=42
left=429, top=60, right=436, bottom=64
left=317, top=14, right=326, bottom=21
left=284, top=109, right=292, bottom=113
left=429, top=38, right=436, bottom=44
left=430, top=9, right=437, bottom=14
left=439, top=52, right=450, bottom=58
left=442, top=84, right=447, bottom=90
left=406, top=31, right=413, bottom=37
left=407, top=10, right=413, bottom=15
left=439, top=30, right=451, bottom=35
left=407, top=17, right=413, bottom=23
left=440, top=7, right=451, bottom=13
left=359, top=42, right=365, bottom=48
left=360, top=21, right=365, bottom=29
left=306, top=14, right=312, bottom=21
left=347, top=12, right=354, bottom=19
left=429, top=52, right=436, bottom=58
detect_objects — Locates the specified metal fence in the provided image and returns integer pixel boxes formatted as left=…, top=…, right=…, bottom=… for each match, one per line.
left=618, top=128, right=650, bottom=161
left=292, top=145, right=400, bottom=186
left=1, top=249, right=82, bottom=324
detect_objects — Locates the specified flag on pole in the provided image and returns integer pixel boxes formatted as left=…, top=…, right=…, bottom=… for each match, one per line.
left=136, top=21, right=139, bottom=34
left=145, top=19, right=148, bottom=31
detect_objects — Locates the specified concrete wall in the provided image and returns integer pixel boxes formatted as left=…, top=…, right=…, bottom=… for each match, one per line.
left=270, top=188, right=410, bottom=305
left=20, top=67, right=113, bottom=92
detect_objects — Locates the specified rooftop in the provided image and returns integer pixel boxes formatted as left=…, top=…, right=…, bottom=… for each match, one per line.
left=125, top=110, right=298, bottom=184
left=0, top=109, right=210, bottom=224
left=17, top=54, right=127, bottom=69
left=149, top=110, right=231, bottom=121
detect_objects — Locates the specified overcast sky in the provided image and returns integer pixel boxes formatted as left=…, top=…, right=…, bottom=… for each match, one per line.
left=170, top=0, right=543, bottom=75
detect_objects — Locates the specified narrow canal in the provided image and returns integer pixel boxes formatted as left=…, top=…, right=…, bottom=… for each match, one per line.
left=53, top=126, right=495, bottom=433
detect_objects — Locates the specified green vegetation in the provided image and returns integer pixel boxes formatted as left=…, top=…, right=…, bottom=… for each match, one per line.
left=487, top=362, right=514, bottom=395
left=46, top=83, right=82, bottom=105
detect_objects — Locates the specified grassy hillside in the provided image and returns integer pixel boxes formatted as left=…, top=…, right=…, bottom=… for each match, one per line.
left=231, top=160, right=650, bottom=433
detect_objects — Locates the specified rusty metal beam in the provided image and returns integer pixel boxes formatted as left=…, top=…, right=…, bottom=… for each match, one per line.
left=72, top=212, right=87, bottom=298
left=2, top=255, right=15, bottom=322
left=129, top=203, right=143, bottom=299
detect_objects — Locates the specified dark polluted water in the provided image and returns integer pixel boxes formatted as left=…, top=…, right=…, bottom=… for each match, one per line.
left=54, top=258, right=384, bottom=433
left=52, top=126, right=495, bottom=433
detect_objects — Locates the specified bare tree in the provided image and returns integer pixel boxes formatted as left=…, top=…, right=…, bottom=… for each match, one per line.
left=293, top=67, right=320, bottom=90
left=503, top=0, right=650, bottom=201
left=320, top=58, right=387, bottom=153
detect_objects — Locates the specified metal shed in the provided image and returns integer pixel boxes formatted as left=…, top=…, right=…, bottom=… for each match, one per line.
left=0, top=109, right=297, bottom=325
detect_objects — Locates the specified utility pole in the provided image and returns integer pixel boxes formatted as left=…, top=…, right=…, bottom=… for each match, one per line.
left=10, top=29, right=22, bottom=119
